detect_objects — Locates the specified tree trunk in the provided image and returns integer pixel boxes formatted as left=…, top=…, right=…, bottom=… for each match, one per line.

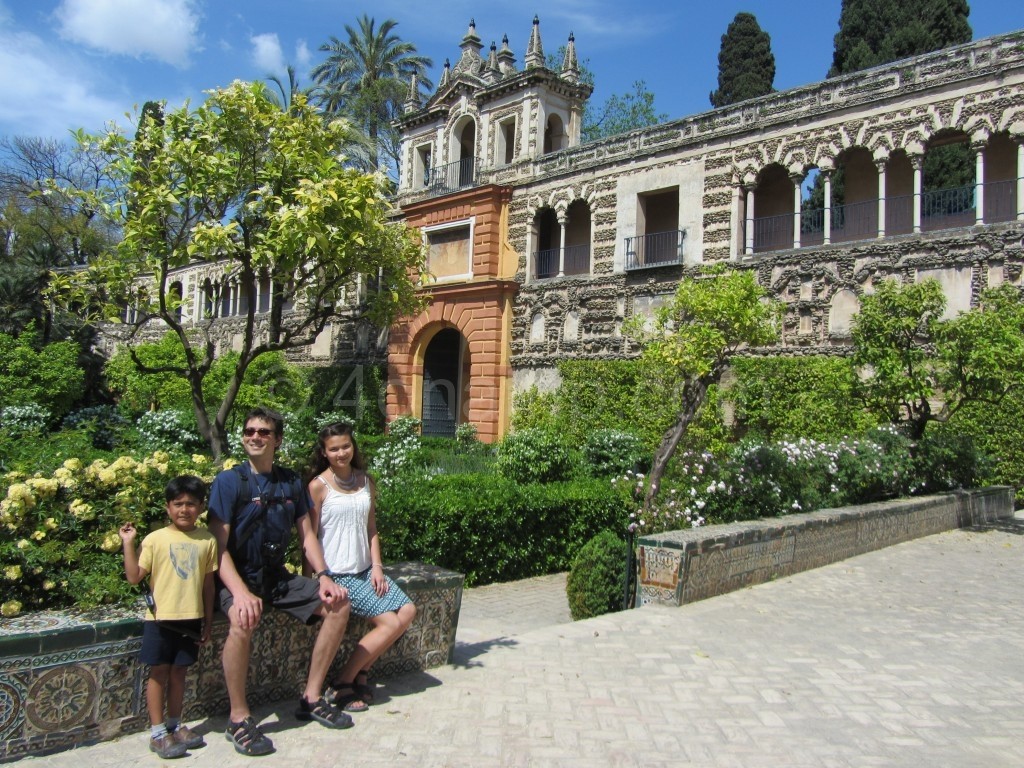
left=643, top=372, right=716, bottom=516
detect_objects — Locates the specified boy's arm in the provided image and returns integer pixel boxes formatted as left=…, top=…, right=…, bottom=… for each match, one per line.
left=118, top=523, right=148, bottom=585
left=201, top=571, right=215, bottom=643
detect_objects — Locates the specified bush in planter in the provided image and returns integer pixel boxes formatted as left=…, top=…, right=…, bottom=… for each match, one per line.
left=566, top=529, right=628, bottom=620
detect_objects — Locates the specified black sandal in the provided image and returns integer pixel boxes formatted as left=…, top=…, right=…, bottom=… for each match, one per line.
left=354, top=670, right=374, bottom=705
left=296, top=695, right=355, bottom=728
left=225, top=716, right=275, bottom=756
left=325, top=683, right=369, bottom=713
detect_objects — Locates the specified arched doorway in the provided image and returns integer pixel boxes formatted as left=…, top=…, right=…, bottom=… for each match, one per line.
left=421, top=328, right=465, bottom=437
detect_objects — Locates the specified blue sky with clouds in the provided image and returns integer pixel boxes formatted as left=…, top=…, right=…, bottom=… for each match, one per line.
left=1, top=0, right=1021, bottom=141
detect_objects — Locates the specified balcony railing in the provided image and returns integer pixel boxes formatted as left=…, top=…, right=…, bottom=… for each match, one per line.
left=533, top=244, right=591, bottom=279
left=749, top=180, right=1018, bottom=254
left=423, top=156, right=479, bottom=196
left=624, top=230, right=685, bottom=270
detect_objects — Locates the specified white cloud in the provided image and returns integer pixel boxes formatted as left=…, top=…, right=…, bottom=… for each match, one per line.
left=295, top=40, right=310, bottom=69
left=0, top=25, right=126, bottom=138
left=250, top=32, right=284, bottom=76
left=55, top=0, right=201, bottom=68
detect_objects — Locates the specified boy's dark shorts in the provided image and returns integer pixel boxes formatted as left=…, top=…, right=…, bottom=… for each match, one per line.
left=139, top=620, right=202, bottom=666
left=217, top=573, right=322, bottom=625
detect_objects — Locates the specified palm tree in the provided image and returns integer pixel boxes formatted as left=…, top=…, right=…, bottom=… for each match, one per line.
left=266, top=65, right=305, bottom=115
left=311, top=16, right=432, bottom=174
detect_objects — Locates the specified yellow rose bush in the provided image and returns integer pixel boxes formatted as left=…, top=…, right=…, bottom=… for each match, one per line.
left=0, top=450, right=217, bottom=614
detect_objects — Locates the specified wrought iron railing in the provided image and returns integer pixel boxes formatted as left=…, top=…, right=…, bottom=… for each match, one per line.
left=423, top=156, right=479, bottom=196
left=624, top=230, right=684, bottom=270
left=532, top=244, right=591, bottom=279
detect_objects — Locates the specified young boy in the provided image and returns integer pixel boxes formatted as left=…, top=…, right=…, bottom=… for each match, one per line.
left=120, top=475, right=218, bottom=759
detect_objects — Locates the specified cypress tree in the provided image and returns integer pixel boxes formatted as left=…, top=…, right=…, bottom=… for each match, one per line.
left=709, top=13, right=776, bottom=108
left=829, top=0, right=971, bottom=77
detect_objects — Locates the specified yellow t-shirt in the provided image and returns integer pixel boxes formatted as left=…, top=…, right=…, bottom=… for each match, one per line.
left=138, top=525, right=218, bottom=621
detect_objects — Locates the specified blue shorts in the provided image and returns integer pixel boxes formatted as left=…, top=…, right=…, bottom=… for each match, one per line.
left=331, top=567, right=412, bottom=618
left=139, top=620, right=201, bottom=667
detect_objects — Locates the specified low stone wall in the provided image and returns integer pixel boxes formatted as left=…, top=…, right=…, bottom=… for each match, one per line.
left=637, top=487, right=1013, bottom=607
left=0, top=561, right=463, bottom=761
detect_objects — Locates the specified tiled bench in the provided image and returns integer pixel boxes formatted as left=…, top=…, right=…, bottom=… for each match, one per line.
left=0, top=561, right=463, bottom=761
left=637, top=487, right=1013, bottom=606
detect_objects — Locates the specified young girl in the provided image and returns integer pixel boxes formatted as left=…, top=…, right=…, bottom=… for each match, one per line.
left=307, top=422, right=417, bottom=712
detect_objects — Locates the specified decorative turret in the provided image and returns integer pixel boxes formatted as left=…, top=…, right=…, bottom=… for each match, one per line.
left=483, top=41, right=501, bottom=84
left=524, top=15, right=545, bottom=69
left=452, top=18, right=485, bottom=78
left=438, top=58, right=451, bottom=89
left=497, top=34, right=517, bottom=75
left=404, top=72, right=421, bottom=113
left=560, top=32, right=580, bottom=83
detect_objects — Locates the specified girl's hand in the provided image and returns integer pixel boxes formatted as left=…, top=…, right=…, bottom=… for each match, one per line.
left=371, top=564, right=387, bottom=596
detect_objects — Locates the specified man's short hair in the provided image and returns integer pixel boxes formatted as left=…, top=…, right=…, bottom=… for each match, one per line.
left=165, top=474, right=208, bottom=503
left=244, top=407, right=284, bottom=437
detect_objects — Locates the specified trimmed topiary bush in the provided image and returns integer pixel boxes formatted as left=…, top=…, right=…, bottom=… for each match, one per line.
left=566, top=529, right=628, bottom=621
left=496, top=429, right=574, bottom=483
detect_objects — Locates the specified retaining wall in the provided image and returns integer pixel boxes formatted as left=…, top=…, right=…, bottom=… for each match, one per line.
left=637, top=487, right=1013, bottom=607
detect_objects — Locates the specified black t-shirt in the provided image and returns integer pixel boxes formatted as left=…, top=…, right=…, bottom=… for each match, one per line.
left=208, top=464, right=309, bottom=589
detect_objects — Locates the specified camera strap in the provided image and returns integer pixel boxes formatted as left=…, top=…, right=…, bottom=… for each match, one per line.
left=140, top=579, right=203, bottom=641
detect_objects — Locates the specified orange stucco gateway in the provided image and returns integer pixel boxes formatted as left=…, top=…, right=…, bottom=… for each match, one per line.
left=387, top=184, right=517, bottom=443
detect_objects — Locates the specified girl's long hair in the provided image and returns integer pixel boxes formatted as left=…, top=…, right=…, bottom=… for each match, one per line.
left=306, top=421, right=366, bottom=483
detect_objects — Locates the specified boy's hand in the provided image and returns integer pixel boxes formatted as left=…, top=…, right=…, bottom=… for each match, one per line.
left=199, top=622, right=212, bottom=646
left=118, top=522, right=136, bottom=544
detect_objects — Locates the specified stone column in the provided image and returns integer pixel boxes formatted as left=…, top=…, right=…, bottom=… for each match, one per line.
left=557, top=213, right=567, bottom=277
left=823, top=171, right=832, bottom=245
left=974, top=142, right=986, bottom=225
left=791, top=174, right=803, bottom=249
left=876, top=159, right=888, bottom=238
left=911, top=155, right=923, bottom=234
left=1018, top=138, right=1024, bottom=221
left=744, top=184, right=756, bottom=255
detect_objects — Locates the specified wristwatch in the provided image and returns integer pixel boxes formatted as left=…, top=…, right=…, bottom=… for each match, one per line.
left=314, top=569, right=330, bottom=579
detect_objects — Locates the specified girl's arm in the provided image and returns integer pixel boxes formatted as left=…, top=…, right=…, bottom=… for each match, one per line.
left=367, top=478, right=387, bottom=596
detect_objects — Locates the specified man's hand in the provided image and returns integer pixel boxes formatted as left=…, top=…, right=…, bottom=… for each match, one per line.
left=230, top=589, right=263, bottom=630
left=318, top=576, right=346, bottom=605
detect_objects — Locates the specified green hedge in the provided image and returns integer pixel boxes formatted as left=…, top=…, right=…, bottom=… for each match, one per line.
left=376, top=474, right=630, bottom=586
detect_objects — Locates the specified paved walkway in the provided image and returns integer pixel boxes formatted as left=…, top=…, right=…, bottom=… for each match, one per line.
left=23, top=520, right=1024, bottom=767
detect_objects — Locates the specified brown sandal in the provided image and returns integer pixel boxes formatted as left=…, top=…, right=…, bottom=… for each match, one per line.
left=325, top=683, right=368, bottom=713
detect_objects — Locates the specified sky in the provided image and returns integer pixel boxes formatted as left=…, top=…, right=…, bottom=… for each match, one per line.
left=1, top=0, right=1022, bottom=142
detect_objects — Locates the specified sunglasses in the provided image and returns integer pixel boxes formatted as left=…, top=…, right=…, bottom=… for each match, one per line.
left=242, top=427, right=275, bottom=437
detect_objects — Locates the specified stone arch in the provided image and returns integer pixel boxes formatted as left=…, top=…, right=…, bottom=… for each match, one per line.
left=529, top=312, right=546, bottom=344
left=544, top=113, right=567, bottom=154
left=828, top=288, right=860, bottom=338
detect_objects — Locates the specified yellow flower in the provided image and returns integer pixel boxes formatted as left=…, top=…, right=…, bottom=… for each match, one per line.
left=100, top=531, right=121, bottom=553
left=69, top=499, right=94, bottom=520
left=151, top=450, right=171, bottom=464
left=110, top=456, right=137, bottom=472
left=222, top=457, right=240, bottom=470
left=42, top=580, right=55, bottom=591
left=98, top=468, right=117, bottom=486
left=54, top=467, right=76, bottom=489
left=191, top=454, right=208, bottom=465
left=3, top=565, right=22, bottom=581
left=155, top=463, right=169, bottom=475
left=26, top=478, right=59, bottom=499
left=15, top=539, right=29, bottom=550
left=63, top=458, right=83, bottom=471
left=44, top=517, right=58, bottom=530
left=1, top=600, right=22, bottom=618
left=30, top=530, right=45, bottom=541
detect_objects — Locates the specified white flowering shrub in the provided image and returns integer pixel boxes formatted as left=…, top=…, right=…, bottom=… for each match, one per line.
left=0, top=404, right=51, bottom=436
left=584, top=429, right=646, bottom=477
left=136, top=409, right=204, bottom=452
left=63, top=405, right=128, bottom=450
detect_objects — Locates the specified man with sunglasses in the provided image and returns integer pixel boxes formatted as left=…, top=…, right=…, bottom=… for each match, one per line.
left=208, top=407, right=354, bottom=756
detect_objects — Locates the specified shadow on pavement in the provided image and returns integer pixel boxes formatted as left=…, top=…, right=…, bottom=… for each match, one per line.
left=967, top=517, right=1024, bottom=536
left=450, top=636, right=519, bottom=667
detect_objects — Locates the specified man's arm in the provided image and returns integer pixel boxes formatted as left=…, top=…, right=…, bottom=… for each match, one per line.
left=296, top=514, right=345, bottom=604
left=207, top=516, right=263, bottom=630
